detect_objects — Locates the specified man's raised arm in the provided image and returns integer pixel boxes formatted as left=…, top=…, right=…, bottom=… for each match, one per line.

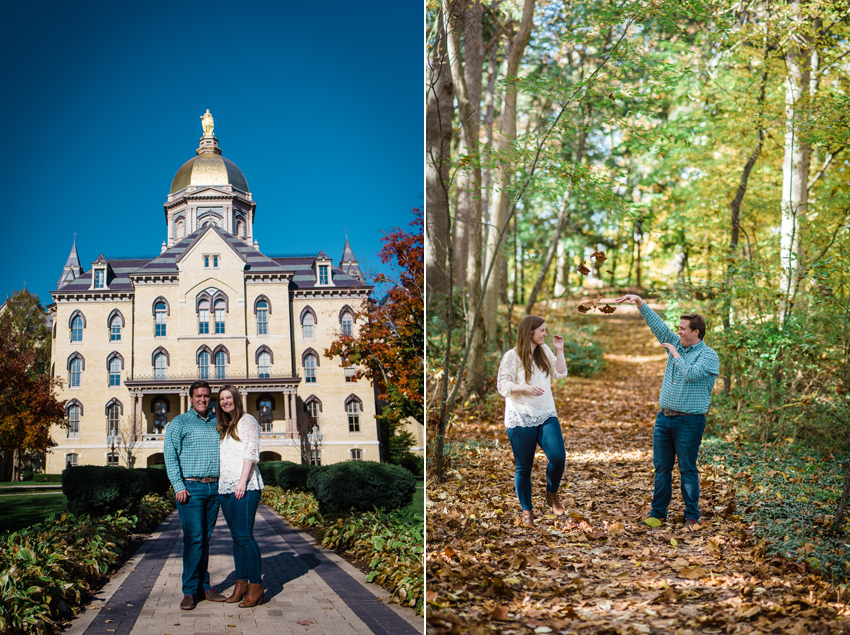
left=612, top=294, right=679, bottom=346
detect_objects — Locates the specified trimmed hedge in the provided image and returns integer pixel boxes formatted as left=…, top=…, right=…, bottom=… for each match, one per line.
left=278, top=463, right=315, bottom=491
left=62, top=467, right=169, bottom=516
left=396, top=453, right=424, bottom=477
left=307, top=461, right=416, bottom=513
left=33, top=474, right=63, bottom=483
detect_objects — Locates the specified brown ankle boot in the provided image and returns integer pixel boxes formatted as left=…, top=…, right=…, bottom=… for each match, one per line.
left=521, top=510, right=535, bottom=527
left=546, top=491, right=565, bottom=515
left=239, top=582, right=265, bottom=608
left=225, top=580, right=247, bottom=603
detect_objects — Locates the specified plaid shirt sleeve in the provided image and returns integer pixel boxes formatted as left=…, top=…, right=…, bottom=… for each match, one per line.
left=638, top=303, right=679, bottom=345
left=164, top=417, right=186, bottom=494
left=672, top=350, right=720, bottom=382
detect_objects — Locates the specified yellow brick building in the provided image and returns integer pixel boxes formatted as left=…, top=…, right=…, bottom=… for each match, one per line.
left=45, top=114, right=381, bottom=472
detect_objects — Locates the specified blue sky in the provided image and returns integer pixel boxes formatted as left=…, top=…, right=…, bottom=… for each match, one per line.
left=1, top=0, right=421, bottom=306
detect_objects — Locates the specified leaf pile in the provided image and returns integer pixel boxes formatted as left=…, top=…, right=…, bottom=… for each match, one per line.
left=426, top=306, right=850, bottom=634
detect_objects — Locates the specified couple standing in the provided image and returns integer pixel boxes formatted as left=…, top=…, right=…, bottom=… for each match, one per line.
left=164, top=381, right=265, bottom=610
left=496, top=295, right=720, bottom=528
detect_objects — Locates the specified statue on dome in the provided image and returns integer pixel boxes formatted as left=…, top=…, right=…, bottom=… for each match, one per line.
left=200, top=110, right=214, bottom=136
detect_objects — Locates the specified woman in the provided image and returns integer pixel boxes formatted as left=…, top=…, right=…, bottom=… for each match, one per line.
left=217, top=385, right=265, bottom=607
left=497, top=316, right=568, bottom=527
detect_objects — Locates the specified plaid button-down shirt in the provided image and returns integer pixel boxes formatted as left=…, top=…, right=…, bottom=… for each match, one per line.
left=639, top=304, right=720, bottom=415
left=164, top=408, right=220, bottom=494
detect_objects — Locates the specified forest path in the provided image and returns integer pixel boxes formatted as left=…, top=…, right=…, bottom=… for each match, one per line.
left=426, top=303, right=850, bottom=635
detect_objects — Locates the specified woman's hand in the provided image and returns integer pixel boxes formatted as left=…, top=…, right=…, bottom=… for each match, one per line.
left=514, top=384, right=545, bottom=396
left=552, top=335, right=564, bottom=352
left=235, top=482, right=247, bottom=499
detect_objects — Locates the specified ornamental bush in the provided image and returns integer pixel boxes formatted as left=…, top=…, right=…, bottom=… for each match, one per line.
left=277, top=463, right=316, bottom=491
left=307, top=461, right=415, bottom=513
left=140, top=467, right=171, bottom=496
left=396, top=452, right=424, bottom=477
left=33, top=474, right=63, bottom=483
left=257, top=460, right=295, bottom=487
left=62, top=467, right=160, bottom=516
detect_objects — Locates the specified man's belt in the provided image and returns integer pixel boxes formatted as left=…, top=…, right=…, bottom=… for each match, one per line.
left=662, top=409, right=696, bottom=417
left=184, top=477, right=218, bottom=483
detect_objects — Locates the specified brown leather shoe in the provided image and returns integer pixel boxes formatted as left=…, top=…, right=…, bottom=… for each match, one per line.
left=225, top=580, right=248, bottom=603
left=205, top=588, right=227, bottom=603
left=180, top=595, right=196, bottom=610
left=238, top=582, right=265, bottom=608
left=546, top=491, right=565, bottom=515
left=521, top=510, right=535, bottom=527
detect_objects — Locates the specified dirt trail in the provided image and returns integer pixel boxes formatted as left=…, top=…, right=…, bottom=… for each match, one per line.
left=427, top=305, right=850, bottom=635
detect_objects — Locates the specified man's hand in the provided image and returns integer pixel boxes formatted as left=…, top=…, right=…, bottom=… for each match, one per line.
left=176, top=489, right=189, bottom=504
left=552, top=334, right=565, bottom=352
left=660, top=342, right=680, bottom=358
left=613, top=294, right=645, bottom=307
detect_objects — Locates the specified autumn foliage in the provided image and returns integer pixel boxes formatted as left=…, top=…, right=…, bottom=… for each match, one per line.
left=0, top=292, right=66, bottom=481
left=326, top=208, right=424, bottom=429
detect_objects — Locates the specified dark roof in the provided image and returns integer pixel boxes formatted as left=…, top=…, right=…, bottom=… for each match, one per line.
left=51, top=259, right=151, bottom=297
left=270, top=256, right=370, bottom=290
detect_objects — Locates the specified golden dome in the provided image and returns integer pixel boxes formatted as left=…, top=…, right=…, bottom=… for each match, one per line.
left=170, top=153, right=249, bottom=194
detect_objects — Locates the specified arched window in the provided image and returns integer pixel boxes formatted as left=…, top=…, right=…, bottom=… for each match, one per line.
left=152, top=398, right=168, bottom=433
left=198, top=300, right=210, bottom=334
left=154, top=352, right=168, bottom=380
left=215, top=350, right=227, bottom=379
left=304, top=354, right=317, bottom=384
left=198, top=351, right=210, bottom=380
left=176, top=217, right=185, bottom=239
left=68, top=353, right=84, bottom=387
left=66, top=453, right=79, bottom=467
left=155, top=303, right=167, bottom=337
left=258, top=352, right=270, bottom=378
left=71, top=314, right=84, bottom=342
left=108, top=356, right=122, bottom=387
left=66, top=400, right=82, bottom=438
left=258, top=395, right=273, bottom=432
left=236, top=219, right=244, bottom=238
left=256, top=299, right=269, bottom=335
left=304, top=395, right=322, bottom=422
left=347, top=400, right=360, bottom=433
left=300, top=306, right=316, bottom=339
left=341, top=312, right=354, bottom=337
left=108, top=310, right=123, bottom=342
left=214, top=299, right=226, bottom=334
left=106, top=402, right=120, bottom=436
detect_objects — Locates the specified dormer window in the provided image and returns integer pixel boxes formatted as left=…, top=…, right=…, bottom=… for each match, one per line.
left=94, top=270, right=105, bottom=289
left=319, top=265, right=329, bottom=285
left=314, top=252, right=334, bottom=286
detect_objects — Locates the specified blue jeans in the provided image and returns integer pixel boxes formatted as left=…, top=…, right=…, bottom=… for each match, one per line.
left=176, top=480, right=220, bottom=597
left=505, top=417, right=566, bottom=511
left=650, top=411, right=706, bottom=522
left=219, top=490, right=262, bottom=584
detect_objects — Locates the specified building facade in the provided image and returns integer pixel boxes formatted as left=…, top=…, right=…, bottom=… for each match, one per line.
left=45, top=113, right=380, bottom=472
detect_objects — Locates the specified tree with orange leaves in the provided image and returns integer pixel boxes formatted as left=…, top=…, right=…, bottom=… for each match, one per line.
left=0, top=291, right=66, bottom=481
left=326, top=208, right=423, bottom=461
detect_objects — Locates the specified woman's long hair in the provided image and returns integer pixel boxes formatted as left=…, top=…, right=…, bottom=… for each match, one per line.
left=216, top=384, right=244, bottom=441
left=515, top=315, right=551, bottom=383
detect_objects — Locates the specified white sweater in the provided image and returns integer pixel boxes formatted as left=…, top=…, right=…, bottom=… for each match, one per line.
left=496, top=344, right=568, bottom=428
left=218, top=414, right=265, bottom=494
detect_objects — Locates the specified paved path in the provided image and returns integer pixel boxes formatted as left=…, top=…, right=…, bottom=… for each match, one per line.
left=65, top=506, right=423, bottom=635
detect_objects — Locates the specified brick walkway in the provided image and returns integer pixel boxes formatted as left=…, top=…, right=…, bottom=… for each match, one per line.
left=66, top=505, right=422, bottom=635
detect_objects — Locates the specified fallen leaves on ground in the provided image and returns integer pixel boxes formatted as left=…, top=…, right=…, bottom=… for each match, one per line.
left=426, top=304, right=850, bottom=634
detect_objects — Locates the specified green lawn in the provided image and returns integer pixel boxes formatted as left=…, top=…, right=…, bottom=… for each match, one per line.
left=0, top=482, right=61, bottom=488
left=0, top=494, right=68, bottom=534
left=405, top=480, right=424, bottom=517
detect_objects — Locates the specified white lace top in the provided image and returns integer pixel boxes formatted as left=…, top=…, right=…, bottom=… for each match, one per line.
left=497, top=344, right=568, bottom=428
left=219, top=414, right=264, bottom=494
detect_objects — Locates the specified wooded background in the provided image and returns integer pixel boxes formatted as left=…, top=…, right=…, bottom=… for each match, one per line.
left=426, top=0, right=850, bottom=477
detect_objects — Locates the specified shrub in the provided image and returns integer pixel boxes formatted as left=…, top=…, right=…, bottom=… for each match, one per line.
left=140, top=468, right=171, bottom=496
left=256, top=460, right=295, bottom=487
left=33, top=474, right=63, bottom=483
left=62, top=467, right=150, bottom=516
left=20, top=470, right=34, bottom=482
left=396, top=453, right=424, bottom=477
left=308, top=461, right=416, bottom=513
left=278, top=463, right=315, bottom=491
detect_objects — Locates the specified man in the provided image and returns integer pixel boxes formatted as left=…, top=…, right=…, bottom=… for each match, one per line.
left=614, top=294, right=720, bottom=528
left=164, top=380, right=227, bottom=610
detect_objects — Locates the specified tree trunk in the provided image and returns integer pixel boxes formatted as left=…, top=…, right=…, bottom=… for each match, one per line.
left=482, top=0, right=536, bottom=347
left=554, top=240, right=569, bottom=297
left=12, top=448, right=20, bottom=483
left=779, top=0, right=811, bottom=323
left=525, top=104, right=591, bottom=314
left=635, top=218, right=644, bottom=289
left=425, top=8, right=454, bottom=295
left=723, top=29, right=768, bottom=392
